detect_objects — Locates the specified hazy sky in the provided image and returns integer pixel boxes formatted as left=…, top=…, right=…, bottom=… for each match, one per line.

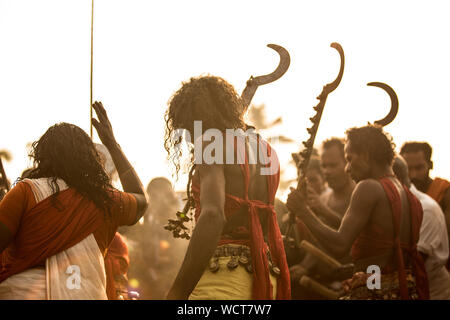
left=1, top=0, right=449, bottom=196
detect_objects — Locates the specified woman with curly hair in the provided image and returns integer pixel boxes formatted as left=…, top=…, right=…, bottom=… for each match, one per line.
left=165, top=75, right=290, bottom=300
left=0, top=101, right=147, bottom=299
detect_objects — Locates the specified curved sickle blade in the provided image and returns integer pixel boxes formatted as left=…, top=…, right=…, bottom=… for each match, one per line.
left=324, top=42, right=345, bottom=93
left=367, top=82, right=399, bottom=127
left=241, top=44, right=291, bottom=109
left=251, top=44, right=291, bottom=85
left=296, top=42, right=345, bottom=191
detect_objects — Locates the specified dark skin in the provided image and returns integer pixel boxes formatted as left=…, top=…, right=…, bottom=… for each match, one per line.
left=289, top=146, right=355, bottom=282
left=304, top=184, right=341, bottom=229
left=91, top=101, right=147, bottom=219
left=305, top=169, right=325, bottom=195
left=287, top=141, right=412, bottom=270
left=0, top=101, right=147, bottom=253
left=310, top=145, right=355, bottom=229
left=401, top=150, right=450, bottom=253
left=166, top=136, right=270, bottom=299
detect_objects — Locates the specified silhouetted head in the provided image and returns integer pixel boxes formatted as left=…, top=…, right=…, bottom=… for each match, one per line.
left=146, top=177, right=178, bottom=220
left=393, top=155, right=411, bottom=188
left=344, top=125, right=395, bottom=182
left=305, top=156, right=326, bottom=195
left=164, top=75, right=245, bottom=174
left=400, top=142, right=433, bottom=190
left=321, top=137, right=350, bottom=190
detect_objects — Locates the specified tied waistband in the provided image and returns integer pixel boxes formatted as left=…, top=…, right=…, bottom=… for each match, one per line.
left=208, top=244, right=281, bottom=277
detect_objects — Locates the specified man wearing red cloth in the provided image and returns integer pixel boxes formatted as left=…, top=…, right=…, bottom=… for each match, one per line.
left=400, top=142, right=450, bottom=271
left=0, top=101, right=147, bottom=299
left=164, top=75, right=290, bottom=300
left=287, top=125, right=429, bottom=299
left=105, top=232, right=131, bottom=300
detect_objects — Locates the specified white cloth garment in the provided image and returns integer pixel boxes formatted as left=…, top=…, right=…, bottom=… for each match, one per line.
left=46, top=233, right=107, bottom=300
left=411, top=184, right=450, bottom=299
left=0, top=178, right=107, bottom=300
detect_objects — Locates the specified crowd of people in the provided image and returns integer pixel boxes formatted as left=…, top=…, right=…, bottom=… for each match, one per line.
left=0, top=75, right=449, bottom=300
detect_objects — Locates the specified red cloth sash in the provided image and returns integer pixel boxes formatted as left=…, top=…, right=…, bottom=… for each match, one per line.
left=0, top=188, right=103, bottom=283
left=351, top=177, right=429, bottom=299
left=192, top=135, right=291, bottom=300
left=427, top=177, right=450, bottom=204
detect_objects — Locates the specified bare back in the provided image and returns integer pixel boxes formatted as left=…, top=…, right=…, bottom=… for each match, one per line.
left=222, top=136, right=271, bottom=235
left=372, top=177, right=412, bottom=243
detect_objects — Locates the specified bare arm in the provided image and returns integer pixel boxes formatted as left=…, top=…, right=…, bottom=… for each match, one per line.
left=92, top=101, right=148, bottom=219
left=166, top=163, right=226, bottom=299
left=287, top=180, right=381, bottom=258
left=313, top=203, right=342, bottom=230
left=306, top=185, right=341, bottom=229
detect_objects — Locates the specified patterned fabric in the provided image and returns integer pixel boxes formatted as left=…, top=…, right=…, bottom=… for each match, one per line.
left=350, top=176, right=429, bottom=299
left=189, top=244, right=278, bottom=300
left=340, top=270, right=419, bottom=300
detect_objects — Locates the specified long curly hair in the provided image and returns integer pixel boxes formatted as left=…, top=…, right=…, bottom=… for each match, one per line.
left=164, top=75, right=246, bottom=177
left=27, top=122, right=114, bottom=214
left=163, top=76, right=246, bottom=222
left=345, top=124, right=396, bottom=166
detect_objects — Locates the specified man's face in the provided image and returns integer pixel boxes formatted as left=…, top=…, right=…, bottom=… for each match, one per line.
left=148, top=185, right=179, bottom=219
left=321, top=145, right=349, bottom=190
left=401, top=151, right=431, bottom=188
left=306, top=169, right=325, bottom=195
left=344, top=141, right=371, bottom=183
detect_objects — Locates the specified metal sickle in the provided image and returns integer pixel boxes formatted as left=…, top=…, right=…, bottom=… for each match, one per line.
left=367, top=82, right=399, bottom=127
left=241, top=44, right=291, bottom=110
left=296, top=42, right=345, bottom=189
left=323, top=42, right=345, bottom=94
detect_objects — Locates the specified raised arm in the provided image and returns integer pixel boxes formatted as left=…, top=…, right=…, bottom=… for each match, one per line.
left=92, top=101, right=148, bottom=219
left=287, top=180, right=381, bottom=258
left=166, top=163, right=226, bottom=299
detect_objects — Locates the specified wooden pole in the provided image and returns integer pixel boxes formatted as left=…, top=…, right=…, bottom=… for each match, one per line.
left=90, top=0, right=94, bottom=139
